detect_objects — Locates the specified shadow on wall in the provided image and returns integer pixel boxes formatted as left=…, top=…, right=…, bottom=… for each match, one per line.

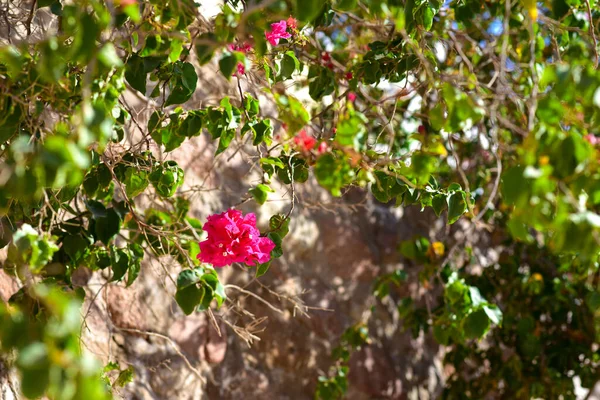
left=204, top=184, right=445, bottom=400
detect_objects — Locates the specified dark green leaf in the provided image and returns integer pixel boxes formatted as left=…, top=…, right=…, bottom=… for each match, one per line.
left=256, top=261, right=271, bottom=277
left=447, top=190, right=467, bottom=224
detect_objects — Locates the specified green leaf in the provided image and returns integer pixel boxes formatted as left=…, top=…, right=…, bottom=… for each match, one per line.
left=111, top=248, right=130, bottom=282
left=433, top=324, right=450, bottom=345
left=244, top=94, right=260, bottom=118
left=195, top=32, right=217, bottom=65
left=277, top=156, right=309, bottom=184
left=17, top=342, right=49, bottom=369
left=114, top=366, right=134, bottom=388
left=463, top=309, right=490, bottom=339
left=468, top=286, right=485, bottom=307
left=250, top=184, right=273, bottom=205
left=308, top=65, right=335, bottom=100
left=125, top=54, right=146, bottom=94
left=336, top=113, right=367, bottom=149
left=586, top=291, right=600, bottom=312
left=336, top=0, right=357, bottom=11
left=483, top=305, right=503, bottom=326
left=62, top=234, right=91, bottom=263
left=94, top=208, right=122, bottom=245
left=122, top=167, right=148, bottom=198
left=296, top=0, right=324, bottom=22
left=447, top=190, right=467, bottom=224
left=21, top=368, right=50, bottom=399
left=252, top=119, right=273, bottom=146
left=432, top=194, right=446, bottom=216
left=176, top=284, right=204, bottom=315
left=267, top=232, right=283, bottom=258
left=315, top=153, right=355, bottom=197
left=280, top=51, right=300, bottom=80
left=256, top=261, right=271, bottom=277
left=216, top=129, right=235, bottom=155
left=126, top=258, right=141, bottom=287
left=177, top=268, right=204, bottom=289
left=269, top=214, right=290, bottom=238
left=149, top=161, right=184, bottom=197
left=98, top=43, right=123, bottom=67
left=422, top=6, right=435, bottom=30
left=214, top=281, right=227, bottom=308
left=219, top=52, right=243, bottom=79
left=165, top=61, right=198, bottom=106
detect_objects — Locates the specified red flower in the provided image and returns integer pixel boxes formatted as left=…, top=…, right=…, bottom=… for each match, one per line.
left=265, top=20, right=291, bottom=46
left=418, top=125, right=426, bottom=134
left=198, top=209, right=275, bottom=267
left=293, top=130, right=317, bottom=152
left=345, top=71, right=353, bottom=80
left=287, top=16, right=298, bottom=30
left=347, top=92, right=357, bottom=102
left=321, top=52, right=331, bottom=62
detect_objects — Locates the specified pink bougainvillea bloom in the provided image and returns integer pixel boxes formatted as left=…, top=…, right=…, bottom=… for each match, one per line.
left=235, top=62, right=245, bottom=76
left=347, top=92, right=357, bottom=102
left=293, top=129, right=317, bottom=152
left=585, top=134, right=599, bottom=146
left=198, top=209, right=275, bottom=267
left=265, top=21, right=291, bottom=46
left=287, top=16, right=298, bottom=30
left=229, top=42, right=252, bottom=54
left=317, top=141, right=328, bottom=154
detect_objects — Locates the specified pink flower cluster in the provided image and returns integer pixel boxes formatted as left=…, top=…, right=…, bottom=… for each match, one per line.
left=198, top=209, right=275, bottom=267
left=265, top=20, right=292, bottom=46
left=228, top=42, right=252, bottom=76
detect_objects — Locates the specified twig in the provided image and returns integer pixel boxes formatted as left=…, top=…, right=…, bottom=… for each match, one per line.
left=114, top=326, right=207, bottom=384
left=527, top=14, right=539, bottom=133
left=584, top=0, right=599, bottom=68
left=224, top=284, right=284, bottom=315
left=26, top=0, right=37, bottom=37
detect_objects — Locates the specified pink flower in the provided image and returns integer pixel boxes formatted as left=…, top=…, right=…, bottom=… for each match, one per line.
left=235, top=62, right=245, bottom=76
left=317, top=141, right=328, bottom=154
left=347, top=92, right=357, bottom=102
left=585, top=134, right=599, bottom=146
left=287, top=16, right=298, bottom=30
left=293, top=130, right=317, bottom=152
left=229, top=42, right=252, bottom=54
left=198, top=209, right=275, bottom=267
left=265, top=20, right=291, bottom=46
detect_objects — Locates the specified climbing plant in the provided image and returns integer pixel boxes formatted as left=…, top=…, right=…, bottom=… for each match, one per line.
left=1, top=0, right=600, bottom=398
